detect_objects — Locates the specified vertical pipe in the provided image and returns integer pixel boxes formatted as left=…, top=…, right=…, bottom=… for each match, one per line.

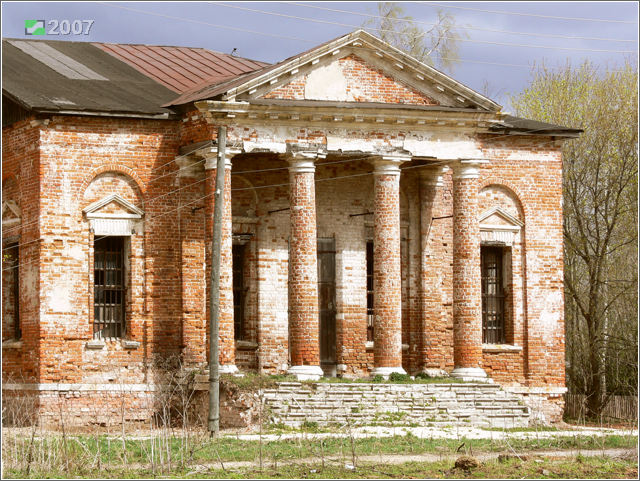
left=209, top=126, right=226, bottom=436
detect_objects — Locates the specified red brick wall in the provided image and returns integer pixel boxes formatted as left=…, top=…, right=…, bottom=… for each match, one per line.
left=288, top=167, right=320, bottom=367
left=34, top=115, right=180, bottom=385
left=2, top=108, right=565, bottom=421
left=373, top=171, right=403, bottom=369
left=2, top=117, right=41, bottom=382
left=264, top=55, right=438, bottom=105
left=478, top=136, right=565, bottom=388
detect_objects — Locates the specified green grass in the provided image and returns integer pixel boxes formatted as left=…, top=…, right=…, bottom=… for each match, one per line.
left=219, top=372, right=468, bottom=393
left=2, top=430, right=637, bottom=478
left=192, top=456, right=637, bottom=479
left=3, top=452, right=636, bottom=479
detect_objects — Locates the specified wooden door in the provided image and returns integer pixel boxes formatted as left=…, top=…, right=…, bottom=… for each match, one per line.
left=317, top=238, right=336, bottom=368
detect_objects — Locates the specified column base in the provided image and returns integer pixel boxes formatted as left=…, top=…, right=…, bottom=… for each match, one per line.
left=450, top=367, right=490, bottom=382
left=287, top=365, right=323, bottom=381
left=219, top=364, right=241, bottom=376
left=371, top=366, right=406, bottom=380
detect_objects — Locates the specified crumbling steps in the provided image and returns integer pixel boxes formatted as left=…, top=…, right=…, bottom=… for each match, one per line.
left=261, top=382, right=530, bottom=429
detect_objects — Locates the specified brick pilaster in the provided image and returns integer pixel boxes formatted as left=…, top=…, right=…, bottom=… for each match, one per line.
left=451, top=160, right=487, bottom=380
left=371, top=157, right=406, bottom=377
left=204, top=152, right=237, bottom=373
left=287, top=157, right=323, bottom=380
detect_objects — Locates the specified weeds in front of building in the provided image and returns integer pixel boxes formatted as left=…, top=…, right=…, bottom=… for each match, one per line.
left=2, top=358, right=637, bottom=478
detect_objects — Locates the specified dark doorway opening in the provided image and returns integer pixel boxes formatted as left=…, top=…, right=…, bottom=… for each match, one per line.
left=317, top=238, right=336, bottom=376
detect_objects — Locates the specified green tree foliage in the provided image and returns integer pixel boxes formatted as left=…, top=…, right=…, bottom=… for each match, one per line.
left=511, top=61, right=638, bottom=417
left=364, top=2, right=468, bottom=72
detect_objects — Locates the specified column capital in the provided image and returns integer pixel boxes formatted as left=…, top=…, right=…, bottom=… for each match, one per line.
left=286, top=150, right=327, bottom=173
left=369, top=154, right=411, bottom=176
left=451, top=159, right=489, bottom=180
left=419, top=165, right=447, bottom=187
left=288, top=158, right=316, bottom=174
left=201, top=147, right=241, bottom=170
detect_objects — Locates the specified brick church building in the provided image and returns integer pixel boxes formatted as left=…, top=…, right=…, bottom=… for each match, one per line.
left=2, top=31, right=579, bottom=423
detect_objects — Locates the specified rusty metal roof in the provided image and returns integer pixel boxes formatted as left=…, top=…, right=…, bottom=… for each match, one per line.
left=165, top=33, right=342, bottom=106
left=94, top=43, right=268, bottom=94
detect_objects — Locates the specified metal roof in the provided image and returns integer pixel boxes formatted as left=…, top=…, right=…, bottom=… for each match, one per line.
left=490, top=115, right=582, bottom=137
left=94, top=43, right=269, bottom=94
left=2, top=38, right=178, bottom=116
left=2, top=38, right=269, bottom=117
left=1, top=35, right=581, bottom=138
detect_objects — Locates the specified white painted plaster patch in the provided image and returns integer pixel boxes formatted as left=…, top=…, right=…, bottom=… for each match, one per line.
left=539, top=290, right=563, bottom=346
left=48, top=283, right=72, bottom=312
left=65, top=243, right=85, bottom=261
left=403, top=133, right=483, bottom=159
left=305, top=62, right=349, bottom=101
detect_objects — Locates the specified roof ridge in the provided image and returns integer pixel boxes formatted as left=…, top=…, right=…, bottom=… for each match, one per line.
left=95, top=41, right=268, bottom=65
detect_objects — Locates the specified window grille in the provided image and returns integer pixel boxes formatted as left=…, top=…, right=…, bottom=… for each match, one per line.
left=481, top=246, right=505, bottom=344
left=94, top=236, right=125, bottom=338
left=366, top=240, right=374, bottom=342
left=232, top=243, right=246, bottom=340
left=4, top=243, right=20, bottom=339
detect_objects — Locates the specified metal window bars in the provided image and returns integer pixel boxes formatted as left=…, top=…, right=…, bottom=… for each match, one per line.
left=481, top=246, right=505, bottom=344
left=93, top=236, right=125, bottom=339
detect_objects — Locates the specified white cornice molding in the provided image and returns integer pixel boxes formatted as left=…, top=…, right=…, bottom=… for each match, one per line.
left=195, top=100, right=500, bottom=133
left=83, top=194, right=144, bottom=219
left=216, top=30, right=500, bottom=112
left=479, top=206, right=524, bottom=227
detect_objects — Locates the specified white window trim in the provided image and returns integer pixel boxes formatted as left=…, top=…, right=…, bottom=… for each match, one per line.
left=83, top=194, right=144, bottom=235
left=2, top=200, right=21, bottom=228
left=479, top=206, right=523, bottom=247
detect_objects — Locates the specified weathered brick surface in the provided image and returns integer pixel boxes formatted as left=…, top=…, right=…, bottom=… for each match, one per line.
left=2, top=62, right=565, bottom=422
left=2, top=117, right=41, bottom=382
left=452, top=167, right=483, bottom=370
left=264, top=55, right=438, bottom=105
left=372, top=170, right=403, bottom=370
left=288, top=165, right=320, bottom=368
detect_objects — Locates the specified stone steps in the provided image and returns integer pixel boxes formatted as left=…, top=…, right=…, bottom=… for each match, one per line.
left=261, top=382, right=530, bottom=428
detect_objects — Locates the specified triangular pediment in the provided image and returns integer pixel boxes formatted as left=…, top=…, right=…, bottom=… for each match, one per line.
left=2, top=200, right=21, bottom=225
left=224, top=30, right=500, bottom=111
left=262, top=54, right=440, bottom=105
left=83, top=194, right=144, bottom=219
left=479, top=206, right=523, bottom=227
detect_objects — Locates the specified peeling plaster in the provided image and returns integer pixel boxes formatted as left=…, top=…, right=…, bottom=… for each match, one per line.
left=305, top=62, right=351, bottom=101
left=47, top=283, right=72, bottom=312
left=403, top=133, right=483, bottom=159
left=539, top=290, right=563, bottom=346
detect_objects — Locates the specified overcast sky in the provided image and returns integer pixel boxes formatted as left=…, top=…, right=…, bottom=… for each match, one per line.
left=2, top=1, right=638, bottom=109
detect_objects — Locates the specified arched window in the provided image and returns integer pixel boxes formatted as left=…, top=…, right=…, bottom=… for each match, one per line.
left=478, top=206, right=523, bottom=345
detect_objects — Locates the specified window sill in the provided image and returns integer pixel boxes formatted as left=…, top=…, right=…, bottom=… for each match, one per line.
left=2, top=339, right=23, bottom=349
left=86, top=340, right=105, bottom=350
left=122, top=340, right=140, bottom=350
left=482, top=343, right=522, bottom=353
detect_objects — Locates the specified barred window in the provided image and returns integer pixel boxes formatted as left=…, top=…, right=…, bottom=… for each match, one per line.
left=232, top=243, right=246, bottom=341
left=3, top=242, right=20, bottom=339
left=481, top=246, right=505, bottom=344
left=94, top=236, right=126, bottom=339
left=366, top=240, right=374, bottom=342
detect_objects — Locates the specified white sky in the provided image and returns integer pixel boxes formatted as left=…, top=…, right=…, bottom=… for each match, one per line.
left=2, top=1, right=638, bottom=109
